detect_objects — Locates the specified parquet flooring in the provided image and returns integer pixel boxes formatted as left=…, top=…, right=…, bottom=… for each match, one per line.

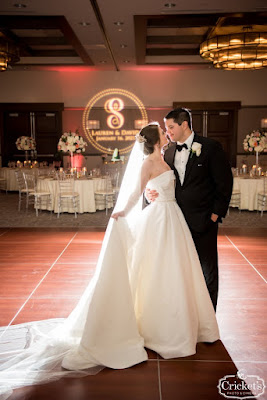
left=0, top=227, right=266, bottom=400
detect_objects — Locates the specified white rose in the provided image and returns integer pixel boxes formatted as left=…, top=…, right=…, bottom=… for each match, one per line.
left=255, top=145, right=263, bottom=152
left=249, top=138, right=256, bottom=147
left=260, top=137, right=266, bottom=147
left=191, top=142, right=202, bottom=157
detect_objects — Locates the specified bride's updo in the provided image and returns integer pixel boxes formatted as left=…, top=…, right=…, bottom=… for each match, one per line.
left=136, top=123, right=160, bottom=155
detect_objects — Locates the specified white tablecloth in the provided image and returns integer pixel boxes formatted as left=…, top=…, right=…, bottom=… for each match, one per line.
left=233, top=176, right=265, bottom=211
left=0, top=168, right=50, bottom=191
left=37, top=177, right=113, bottom=213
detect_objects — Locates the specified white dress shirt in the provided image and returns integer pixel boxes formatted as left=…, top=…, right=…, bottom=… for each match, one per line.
left=174, top=132, right=194, bottom=185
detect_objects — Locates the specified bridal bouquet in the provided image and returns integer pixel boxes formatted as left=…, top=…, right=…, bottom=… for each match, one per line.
left=16, top=136, right=36, bottom=151
left=57, top=130, right=87, bottom=154
left=243, top=130, right=267, bottom=153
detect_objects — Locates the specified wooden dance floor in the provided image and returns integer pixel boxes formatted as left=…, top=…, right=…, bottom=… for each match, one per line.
left=0, top=227, right=266, bottom=400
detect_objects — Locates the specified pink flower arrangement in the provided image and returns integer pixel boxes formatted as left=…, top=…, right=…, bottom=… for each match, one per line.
left=58, top=130, right=87, bottom=154
left=243, top=130, right=267, bottom=153
left=16, top=136, right=36, bottom=151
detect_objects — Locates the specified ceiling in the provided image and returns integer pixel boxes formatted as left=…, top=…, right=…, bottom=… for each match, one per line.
left=0, top=0, right=267, bottom=71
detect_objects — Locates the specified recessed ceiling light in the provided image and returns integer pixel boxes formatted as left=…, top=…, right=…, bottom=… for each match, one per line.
left=120, top=44, right=127, bottom=48
left=79, top=22, right=90, bottom=26
left=13, top=3, right=27, bottom=8
left=99, top=60, right=107, bottom=63
left=114, top=22, right=124, bottom=26
left=164, top=3, right=176, bottom=8
left=123, top=60, right=130, bottom=63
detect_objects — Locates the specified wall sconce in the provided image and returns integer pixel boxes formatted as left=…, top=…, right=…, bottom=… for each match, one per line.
left=134, top=119, right=148, bottom=130
left=86, top=120, right=100, bottom=129
left=261, top=118, right=267, bottom=128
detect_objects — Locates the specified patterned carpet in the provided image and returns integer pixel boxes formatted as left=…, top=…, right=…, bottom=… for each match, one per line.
left=0, top=192, right=266, bottom=228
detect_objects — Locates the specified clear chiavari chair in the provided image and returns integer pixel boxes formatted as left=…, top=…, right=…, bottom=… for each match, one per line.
left=257, top=176, right=267, bottom=217
left=57, top=178, right=79, bottom=218
left=24, top=173, right=52, bottom=216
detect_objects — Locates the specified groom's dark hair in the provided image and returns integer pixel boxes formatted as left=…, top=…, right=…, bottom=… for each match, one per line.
left=164, top=108, right=192, bottom=130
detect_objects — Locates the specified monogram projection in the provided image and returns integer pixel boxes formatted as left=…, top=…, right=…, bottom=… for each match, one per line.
left=83, top=89, right=148, bottom=154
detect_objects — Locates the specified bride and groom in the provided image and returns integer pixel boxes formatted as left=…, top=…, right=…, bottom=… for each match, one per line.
left=0, top=107, right=233, bottom=396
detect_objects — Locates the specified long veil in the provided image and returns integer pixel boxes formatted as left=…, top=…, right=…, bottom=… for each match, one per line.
left=0, top=141, right=146, bottom=399
left=113, top=141, right=144, bottom=227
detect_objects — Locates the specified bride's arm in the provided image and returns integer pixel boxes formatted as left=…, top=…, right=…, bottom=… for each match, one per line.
left=112, top=162, right=151, bottom=220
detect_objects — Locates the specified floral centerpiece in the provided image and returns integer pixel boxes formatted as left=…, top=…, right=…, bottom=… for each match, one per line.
left=243, top=130, right=267, bottom=165
left=243, top=130, right=267, bottom=153
left=16, top=136, right=36, bottom=151
left=57, top=130, right=87, bottom=154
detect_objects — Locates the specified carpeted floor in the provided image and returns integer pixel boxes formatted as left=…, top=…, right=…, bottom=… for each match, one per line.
left=0, top=192, right=266, bottom=228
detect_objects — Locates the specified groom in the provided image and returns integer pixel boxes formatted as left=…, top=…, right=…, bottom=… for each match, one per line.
left=147, top=108, right=233, bottom=310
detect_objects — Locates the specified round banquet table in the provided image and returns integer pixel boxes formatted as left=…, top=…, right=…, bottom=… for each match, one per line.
left=37, top=177, right=113, bottom=213
left=0, top=167, right=50, bottom=191
left=233, top=176, right=266, bottom=211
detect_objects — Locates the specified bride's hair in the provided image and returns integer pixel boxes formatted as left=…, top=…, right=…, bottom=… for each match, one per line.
left=137, top=122, right=160, bottom=155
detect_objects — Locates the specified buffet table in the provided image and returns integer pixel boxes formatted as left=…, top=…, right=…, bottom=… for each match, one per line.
left=37, top=177, right=113, bottom=213
left=233, top=176, right=265, bottom=211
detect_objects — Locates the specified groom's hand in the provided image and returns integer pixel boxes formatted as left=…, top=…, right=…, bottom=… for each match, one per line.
left=211, top=213, right=218, bottom=222
left=145, top=188, right=159, bottom=202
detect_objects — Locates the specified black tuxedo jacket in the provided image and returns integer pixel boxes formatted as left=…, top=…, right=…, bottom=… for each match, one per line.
left=164, top=134, right=233, bottom=233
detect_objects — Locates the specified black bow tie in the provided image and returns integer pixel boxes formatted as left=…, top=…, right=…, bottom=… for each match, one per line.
left=176, top=143, right=188, bottom=152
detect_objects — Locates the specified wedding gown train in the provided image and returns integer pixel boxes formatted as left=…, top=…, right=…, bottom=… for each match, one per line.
left=0, top=169, right=219, bottom=397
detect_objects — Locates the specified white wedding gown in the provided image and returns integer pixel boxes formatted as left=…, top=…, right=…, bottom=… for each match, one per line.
left=0, top=169, right=219, bottom=398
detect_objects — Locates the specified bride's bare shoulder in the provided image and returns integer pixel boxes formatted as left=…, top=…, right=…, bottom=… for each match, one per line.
left=142, top=158, right=154, bottom=172
left=141, top=158, right=154, bottom=180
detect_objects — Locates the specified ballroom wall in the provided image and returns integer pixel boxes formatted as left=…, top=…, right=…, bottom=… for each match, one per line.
left=0, top=69, right=267, bottom=106
left=0, top=68, right=266, bottom=165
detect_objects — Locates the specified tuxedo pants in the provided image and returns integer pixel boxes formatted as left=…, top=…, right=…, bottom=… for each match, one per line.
left=190, top=222, right=218, bottom=311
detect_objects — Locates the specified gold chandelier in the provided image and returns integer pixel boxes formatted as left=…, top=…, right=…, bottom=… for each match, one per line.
left=200, top=30, right=267, bottom=70
left=0, top=38, right=20, bottom=71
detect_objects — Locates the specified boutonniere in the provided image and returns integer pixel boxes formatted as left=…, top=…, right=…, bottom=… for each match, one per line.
left=190, top=142, right=202, bottom=158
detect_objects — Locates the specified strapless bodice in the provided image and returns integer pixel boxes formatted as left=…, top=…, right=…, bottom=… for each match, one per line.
left=146, top=170, right=176, bottom=202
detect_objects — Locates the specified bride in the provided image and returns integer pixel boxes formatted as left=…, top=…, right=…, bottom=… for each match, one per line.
left=0, top=123, right=219, bottom=398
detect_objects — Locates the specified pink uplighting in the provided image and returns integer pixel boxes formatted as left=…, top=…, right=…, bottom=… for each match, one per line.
left=33, top=65, right=99, bottom=72
left=70, top=154, right=85, bottom=170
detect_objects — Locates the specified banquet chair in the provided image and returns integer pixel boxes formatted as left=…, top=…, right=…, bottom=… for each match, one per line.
left=94, top=176, right=114, bottom=215
left=257, top=177, right=267, bottom=217
left=15, top=170, right=34, bottom=211
left=57, top=178, right=79, bottom=218
left=24, top=173, right=52, bottom=216
left=228, top=190, right=241, bottom=214
left=0, top=177, right=7, bottom=194
left=111, top=171, right=120, bottom=202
